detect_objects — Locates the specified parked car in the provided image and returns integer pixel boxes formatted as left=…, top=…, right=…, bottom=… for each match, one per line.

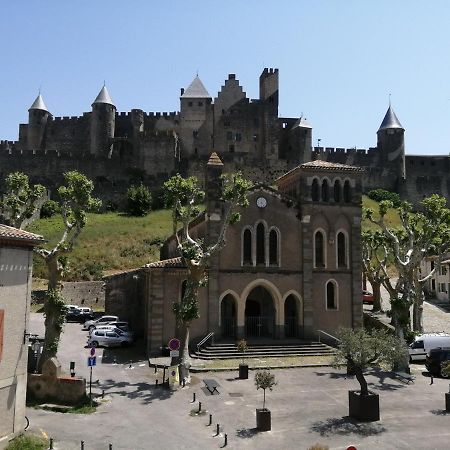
left=90, top=325, right=134, bottom=341
left=425, top=347, right=450, bottom=377
left=65, top=305, right=82, bottom=322
left=83, top=315, right=119, bottom=331
left=87, top=329, right=133, bottom=348
left=409, top=333, right=450, bottom=361
left=78, top=307, right=95, bottom=321
left=90, top=321, right=131, bottom=334
left=362, top=290, right=374, bottom=304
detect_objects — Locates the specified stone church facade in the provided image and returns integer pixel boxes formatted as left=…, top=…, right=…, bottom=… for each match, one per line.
left=105, top=154, right=363, bottom=353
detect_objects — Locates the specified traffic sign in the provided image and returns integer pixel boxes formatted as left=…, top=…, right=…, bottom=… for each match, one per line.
left=170, top=350, right=179, bottom=358
left=87, top=356, right=97, bottom=367
left=168, top=338, right=181, bottom=351
left=90, top=347, right=96, bottom=356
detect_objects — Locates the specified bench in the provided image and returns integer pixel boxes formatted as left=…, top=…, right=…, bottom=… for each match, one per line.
left=203, top=378, right=220, bottom=395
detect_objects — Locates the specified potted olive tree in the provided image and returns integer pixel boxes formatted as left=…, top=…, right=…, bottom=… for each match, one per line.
left=255, top=371, right=276, bottom=431
left=334, top=327, right=407, bottom=422
left=237, top=339, right=249, bottom=379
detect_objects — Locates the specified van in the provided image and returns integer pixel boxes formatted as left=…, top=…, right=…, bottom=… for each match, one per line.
left=408, top=333, right=450, bottom=361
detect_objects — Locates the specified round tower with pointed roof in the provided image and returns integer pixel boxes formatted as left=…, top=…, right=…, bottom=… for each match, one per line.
left=27, top=94, right=50, bottom=150
left=90, top=85, right=116, bottom=156
left=180, top=76, right=213, bottom=158
left=377, top=104, right=405, bottom=179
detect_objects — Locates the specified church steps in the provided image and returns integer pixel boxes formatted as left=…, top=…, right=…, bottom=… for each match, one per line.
left=192, top=341, right=336, bottom=360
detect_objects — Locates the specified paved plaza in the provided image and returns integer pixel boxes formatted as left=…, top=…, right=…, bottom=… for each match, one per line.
left=26, top=308, right=450, bottom=450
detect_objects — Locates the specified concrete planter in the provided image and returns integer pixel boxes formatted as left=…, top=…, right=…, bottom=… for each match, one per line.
left=256, top=408, right=271, bottom=431
left=239, top=364, right=249, bottom=379
left=348, top=390, right=380, bottom=422
left=445, top=392, right=450, bottom=411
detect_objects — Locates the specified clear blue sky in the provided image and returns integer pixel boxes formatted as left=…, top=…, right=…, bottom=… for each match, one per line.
left=1, top=1, right=449, bottom=154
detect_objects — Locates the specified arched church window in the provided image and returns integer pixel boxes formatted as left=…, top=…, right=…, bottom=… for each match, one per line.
left=337, top=231, right=347, bottom=268
left=334, top=180, right=341, bottom=202
left=311, top=179, right=320, bottom=201
left=269, top=229, right=279, bottom=266
left=343, top=180, right=351, bottom=203
left=256, top=223, right=266, bottom=265
left=322, top=180, right=329, bottom=202
left=314, top=230, right=325, bottom=268
left=326, top=280, right=338, bottom=310
left=243, top=228, right=252, bottom=265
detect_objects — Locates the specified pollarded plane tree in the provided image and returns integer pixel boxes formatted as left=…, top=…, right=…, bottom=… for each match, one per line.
left=163, top=172, right=251, bottom=379
left=35, top=171, right=101, bottom=370
left=364, top=195, right=450, bottom=337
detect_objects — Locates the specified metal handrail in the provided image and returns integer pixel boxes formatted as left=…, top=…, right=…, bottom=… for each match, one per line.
left=197, top=332, right=214, bottom=352
left=317, top=329, right=341, bottom=347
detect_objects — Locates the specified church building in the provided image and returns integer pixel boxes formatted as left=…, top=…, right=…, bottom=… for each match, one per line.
left=105, top=153, right=364, bottom=353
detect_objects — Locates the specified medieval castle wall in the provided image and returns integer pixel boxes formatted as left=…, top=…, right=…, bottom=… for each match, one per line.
left=1, top=68, right=449, bottom=205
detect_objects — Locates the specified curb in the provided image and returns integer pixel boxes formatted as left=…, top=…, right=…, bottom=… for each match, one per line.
left=190, top=363, right=334, bottom=372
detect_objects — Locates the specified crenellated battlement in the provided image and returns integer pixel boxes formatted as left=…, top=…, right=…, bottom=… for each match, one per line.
left=51, top=115, right=88, bottom=123
left=312, top=146, right=378, bottom=156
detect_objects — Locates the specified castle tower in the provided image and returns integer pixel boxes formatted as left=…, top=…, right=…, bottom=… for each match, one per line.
left=377, top=105, right=405, bottom=179
left=289, top=116, right=313, bottom=164
left=90, top=85, right=116, bottom=156
left=259, top=68, right=279, bottom=161
left=180, top=76, right=213, bottom=158
left=27, top=94, right=50, bottom=150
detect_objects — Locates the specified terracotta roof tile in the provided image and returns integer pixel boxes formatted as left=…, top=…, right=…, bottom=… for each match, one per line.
left=299, top=160, right=364, bottom=172
left=145, top=257, right=185, bottom=268
left=0, top=224, right=45, bottom=244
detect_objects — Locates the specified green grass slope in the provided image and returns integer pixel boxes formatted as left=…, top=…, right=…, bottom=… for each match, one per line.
left=27, top=210, right=173, bottom=281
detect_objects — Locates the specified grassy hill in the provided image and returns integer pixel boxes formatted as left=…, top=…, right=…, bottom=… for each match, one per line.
left=27, top=196, right=399, bottom=282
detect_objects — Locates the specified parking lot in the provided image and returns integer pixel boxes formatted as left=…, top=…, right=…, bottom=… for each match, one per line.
left=27, top=313, right=450, bottom=450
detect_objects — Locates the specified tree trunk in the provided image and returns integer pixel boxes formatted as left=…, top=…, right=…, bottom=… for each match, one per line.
left=347, top=358, right=369, bottom=395
left=371, top=281, right=382, bottom=312
left=180, top=325, right=191, bottom=382
left=38, top=255, right=65, bottom=372
left=263, top=389, right=266, bottom=410
left=413, top=287, right=424, bottom=333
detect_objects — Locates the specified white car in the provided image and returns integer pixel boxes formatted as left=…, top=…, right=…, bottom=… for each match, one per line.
left=82, top=315, right=119, bottom=331
left=409, top=333, right=450, bottom=361
left=87, top=329, right=133, bottom=348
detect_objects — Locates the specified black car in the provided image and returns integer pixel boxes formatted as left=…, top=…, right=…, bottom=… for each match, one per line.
left=65, top=307, right=83, bottom=322
left=425, top=347, right=450, bottom=377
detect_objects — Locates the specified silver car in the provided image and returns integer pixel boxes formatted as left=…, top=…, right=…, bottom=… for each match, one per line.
left=82, top=315, right=119, bottom=331
left=87, top=329, right=133, bottom=348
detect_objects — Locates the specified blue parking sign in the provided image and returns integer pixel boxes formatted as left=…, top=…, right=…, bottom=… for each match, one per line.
left=88, top=356, right=96, bottom=367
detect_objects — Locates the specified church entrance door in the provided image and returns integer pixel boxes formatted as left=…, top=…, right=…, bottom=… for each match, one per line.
left=245, top=286, right=275, bottom=338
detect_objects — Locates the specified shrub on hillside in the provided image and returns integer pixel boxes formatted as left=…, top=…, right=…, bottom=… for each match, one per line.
left=367, top=189, right=401, bottom=207
left=40, top=200, right=60, bottom=218
left=126, top=184, right=152, bottom=216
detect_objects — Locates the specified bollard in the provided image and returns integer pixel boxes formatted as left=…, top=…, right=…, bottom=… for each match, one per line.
left=191, top=392, right=196, bottom=403
left=49, top=438, right=53, bottom=449
left=80, top=441, right=84, bottom=450
left=102, top=389, right=105, bottom=399
left=156, top=379, right=159, bottom=387
left=208, top=414, right=212, bottom=426
left=224, top=433, right=228, bottom=447
left=109, top=444, right=113, bottom=450
left=215, top=423, right=220, bottom=436
left=154, top=365, right=157, bottom=374
left=198, top=402, right=202, bottom=413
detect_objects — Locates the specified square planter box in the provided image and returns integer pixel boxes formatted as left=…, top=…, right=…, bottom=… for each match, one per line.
left=239, top=364, right=249, bottom=379
left=348, top=390, right=380, bottom=422
left=256, top=408, right=271, bottom=431
left=445, top=392, right=450, bottom=412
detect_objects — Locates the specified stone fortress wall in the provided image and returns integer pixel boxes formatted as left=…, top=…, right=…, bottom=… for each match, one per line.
left=1, top=68, right=449, bottom=205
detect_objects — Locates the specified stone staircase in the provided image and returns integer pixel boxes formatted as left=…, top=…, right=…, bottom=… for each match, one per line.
left=192, top=340, right=336, bottom=360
